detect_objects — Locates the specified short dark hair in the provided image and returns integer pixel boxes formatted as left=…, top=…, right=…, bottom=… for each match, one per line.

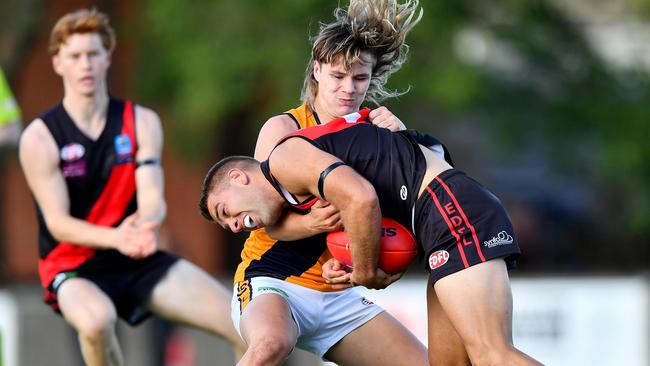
left=198, top=156, right=259, bottom=222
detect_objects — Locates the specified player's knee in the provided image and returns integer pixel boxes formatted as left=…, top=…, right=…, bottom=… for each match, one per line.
left=73, top=309, right=117, bottom=342
left=247, top=335, right=293, bottom=365
left=77, top=322, right=113, bottom=345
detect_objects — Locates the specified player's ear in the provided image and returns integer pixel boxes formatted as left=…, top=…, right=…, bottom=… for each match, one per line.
left=105, top=51, right=113, bottom=67
left=52, top=55, right=63, bottom=76
left=228, top=168, right=250, bottom=186
left=313, top=61, right=321, bottom=82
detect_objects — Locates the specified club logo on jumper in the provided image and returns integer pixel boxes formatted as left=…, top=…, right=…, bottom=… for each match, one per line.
left=60, top=143, right=85, bottom=162
left=484, top=231, right=514, bottom=248
left=400, top=185, right=408, bottom=200
left=114, top=134, right=134, bottom=163
left=429, top=250, right=449, bottom=270
left=361, top=297, right=374, bottom=306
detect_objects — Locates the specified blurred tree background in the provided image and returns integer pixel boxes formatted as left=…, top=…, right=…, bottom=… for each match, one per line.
left=3, top=0, right=646, bottom=275
left=132, top=0, right=649, bottom=272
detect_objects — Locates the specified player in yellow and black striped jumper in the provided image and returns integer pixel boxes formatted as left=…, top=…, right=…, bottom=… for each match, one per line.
left=221, top=1, right=469, bottom=365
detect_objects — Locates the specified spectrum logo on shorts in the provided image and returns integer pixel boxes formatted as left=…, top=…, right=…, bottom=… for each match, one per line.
left=483, top=231, right=514, bottom=248
left=429, top=250, right=449, bottom=270
left=361, top=297, right=374, bottom=306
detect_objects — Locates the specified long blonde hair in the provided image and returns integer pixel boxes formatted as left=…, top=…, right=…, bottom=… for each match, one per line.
left=301, top=0, right=423, bottom=110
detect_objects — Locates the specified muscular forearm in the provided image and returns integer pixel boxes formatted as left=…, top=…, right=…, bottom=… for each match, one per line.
left=134, top=167, right=166, bottom=227
left=341, top=197, right=382, bottom=279
left=46, top=215, right=118, bottom=249
left=136, top=192, right=166, bottom=227
left=266, top=211, right=314, bottom=241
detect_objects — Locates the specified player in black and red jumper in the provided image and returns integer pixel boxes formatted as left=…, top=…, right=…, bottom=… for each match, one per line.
left=19, top=8, right=244, bottom=365
left=199, top=109, right=542, bottom=366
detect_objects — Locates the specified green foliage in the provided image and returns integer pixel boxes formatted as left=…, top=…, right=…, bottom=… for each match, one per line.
left=134, top=0, right=650, bottom=241
left=135, top=0, right=334, bottom=157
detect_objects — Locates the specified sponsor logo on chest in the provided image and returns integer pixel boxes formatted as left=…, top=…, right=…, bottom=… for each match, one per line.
left=60, top=143, right=87, bottom=178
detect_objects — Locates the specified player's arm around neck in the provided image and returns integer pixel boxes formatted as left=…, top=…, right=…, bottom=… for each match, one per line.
left=269, top=138, right=383, bottom=287
left=257, top=114, right=342, bottom=240
left=133, top=105, right=166, bottom=228
left=19, top=119, right=120, bottom=248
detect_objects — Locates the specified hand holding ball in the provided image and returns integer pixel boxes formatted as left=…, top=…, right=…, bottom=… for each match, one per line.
left=326, top=217, right=417, bottom=274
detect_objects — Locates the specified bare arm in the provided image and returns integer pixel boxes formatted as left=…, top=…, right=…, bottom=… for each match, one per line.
left=270, top=138, right=393, bottom=289
left=133, top=106, right=166, bottom=227
left=266, top=199, right=341, bottom=241
left=128, top=106, right=167, bottom=256
left=255, top=114, right=341, bottom=240
left=19, top=119, right=154, bottom=258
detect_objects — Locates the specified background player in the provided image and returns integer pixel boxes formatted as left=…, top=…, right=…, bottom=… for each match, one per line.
left=18, top=8, right=245, bottom=365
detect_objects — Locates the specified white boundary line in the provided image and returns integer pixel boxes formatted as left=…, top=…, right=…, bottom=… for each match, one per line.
left=0, top=291, right=18, bottom=366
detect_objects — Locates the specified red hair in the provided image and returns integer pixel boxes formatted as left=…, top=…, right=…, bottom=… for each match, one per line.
left=48, top=8, right=116, bottom=55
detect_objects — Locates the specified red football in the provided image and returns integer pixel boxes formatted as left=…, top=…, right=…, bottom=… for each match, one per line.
left=326, top=217, right=417, bottom=274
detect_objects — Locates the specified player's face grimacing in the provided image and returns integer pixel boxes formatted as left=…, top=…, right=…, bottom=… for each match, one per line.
left=206, top=180, right=281, bottom=233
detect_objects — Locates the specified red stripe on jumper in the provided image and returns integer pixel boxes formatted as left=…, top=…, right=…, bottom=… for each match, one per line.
left=280, top=108, right=371, bottom=142
left=38, top=100, right=138, bottom=289
left=427, top=186, right=469, bottom=268
left=435, top=176, right=486, bottom=262
left=294, top=197, right=319, bottom=211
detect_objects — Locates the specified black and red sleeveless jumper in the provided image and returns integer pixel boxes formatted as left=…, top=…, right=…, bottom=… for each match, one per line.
left=36, top=98, right=139, bottom=297
left=262, top=109, right=428, bottom=230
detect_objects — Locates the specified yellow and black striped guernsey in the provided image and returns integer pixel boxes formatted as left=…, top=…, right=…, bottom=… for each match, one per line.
left=234, top=105, right=337, bottom=292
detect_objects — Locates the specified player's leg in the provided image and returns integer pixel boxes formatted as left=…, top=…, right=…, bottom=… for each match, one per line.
left=57, top=278, right=123, bottom=366
left=324, top=311, right=428, bottom=366
left=426, top=276, right=471, bottom=366
left=236, top=292, right=298, bottom=366
left=145, top=259, right=246, bottom=353
left=433, top=259, right=543, bottom=365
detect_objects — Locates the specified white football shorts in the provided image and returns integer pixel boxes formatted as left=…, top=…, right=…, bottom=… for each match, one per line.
left=231, top=276, right=384, bottom=358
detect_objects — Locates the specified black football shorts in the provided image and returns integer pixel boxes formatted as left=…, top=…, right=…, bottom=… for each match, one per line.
left=47, top=250, right=179, bottom=325
left=415, top=169, right=520, bottom=284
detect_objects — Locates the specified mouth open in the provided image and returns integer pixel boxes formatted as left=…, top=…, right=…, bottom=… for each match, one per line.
left=244, top=215, right=256, bottom=229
